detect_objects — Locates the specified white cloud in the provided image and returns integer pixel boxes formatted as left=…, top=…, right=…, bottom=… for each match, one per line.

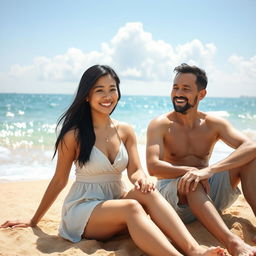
left=1, top=22, right=256, bottom=96
left=5, top=22, right=218, bottom=83
left=206, top=55, right=256, bottom=97
left=120, top=68, right=142, bottom=78
left=228, top=55, right=256, bottom=80
left=9, top=64, right=35, bottom=78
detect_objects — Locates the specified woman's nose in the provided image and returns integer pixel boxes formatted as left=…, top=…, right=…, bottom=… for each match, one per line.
left=103, top=92, right=111, bottom=98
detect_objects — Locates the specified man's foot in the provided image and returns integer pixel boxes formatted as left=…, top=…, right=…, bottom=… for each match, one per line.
left=190, top=246, right=226, bottom=256
left=227, top=237, right=256, bottom=256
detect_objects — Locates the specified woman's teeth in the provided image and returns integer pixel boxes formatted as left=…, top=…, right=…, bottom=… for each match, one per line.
left=100, top=102, right=112, bottom=107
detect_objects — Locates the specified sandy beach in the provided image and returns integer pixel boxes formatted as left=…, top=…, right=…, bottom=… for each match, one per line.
left=0, top=178, right=255, bottom=256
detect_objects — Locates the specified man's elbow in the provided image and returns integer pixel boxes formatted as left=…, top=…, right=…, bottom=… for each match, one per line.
left=250, top=141, right=256, bottom=157
left=243, top=140, right=256, bottom=155
left=147, top=161, right=158, bottom=176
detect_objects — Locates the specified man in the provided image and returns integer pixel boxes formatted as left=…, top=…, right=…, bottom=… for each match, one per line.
left=146, top=63, right=256, bottom=256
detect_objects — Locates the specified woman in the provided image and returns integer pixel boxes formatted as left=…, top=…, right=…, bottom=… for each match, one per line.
left=1, top=65, right=224, bottom=256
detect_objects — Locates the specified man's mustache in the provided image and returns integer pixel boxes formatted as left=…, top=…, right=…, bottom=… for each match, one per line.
left=173, top=96, right=188, bottom=101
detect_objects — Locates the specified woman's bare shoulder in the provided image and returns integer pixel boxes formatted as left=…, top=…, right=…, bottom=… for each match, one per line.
left=59, top=129, right=79, bottom=152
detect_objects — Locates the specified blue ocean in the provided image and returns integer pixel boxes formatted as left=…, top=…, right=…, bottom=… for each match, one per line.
left=0, top=93, right=255, bottom=181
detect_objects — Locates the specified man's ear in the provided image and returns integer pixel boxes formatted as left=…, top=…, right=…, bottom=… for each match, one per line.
left=199, top=89, right=207, bottom=101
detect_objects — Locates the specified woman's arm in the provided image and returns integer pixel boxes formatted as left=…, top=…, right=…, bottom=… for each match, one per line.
left=1, top=131, right=77, bottom=228
left=120, top=123, right=156, bottom=193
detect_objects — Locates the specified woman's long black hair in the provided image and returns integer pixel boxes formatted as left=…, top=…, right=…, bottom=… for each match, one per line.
left=53, top=65, right=121, bottom=166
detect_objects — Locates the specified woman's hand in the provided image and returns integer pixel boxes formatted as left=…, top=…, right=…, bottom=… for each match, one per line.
left=134, top=175, right=157, bottom=193
left=0, top=219, right=35, bottom=228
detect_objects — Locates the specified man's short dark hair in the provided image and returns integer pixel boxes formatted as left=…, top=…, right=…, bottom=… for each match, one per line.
left=174, top=63, right=208, bottom=91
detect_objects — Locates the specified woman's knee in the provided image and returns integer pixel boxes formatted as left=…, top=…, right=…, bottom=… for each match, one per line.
left=123, top=199, right=145, bottom=217
left=130, top=188, right=161, bottom=204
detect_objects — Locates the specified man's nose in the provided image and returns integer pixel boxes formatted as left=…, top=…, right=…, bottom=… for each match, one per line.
left=175, top=89, right=183, bottom=96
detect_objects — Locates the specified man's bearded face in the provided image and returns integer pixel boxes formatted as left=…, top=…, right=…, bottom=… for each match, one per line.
left=172, top=96, right=198, bottom=114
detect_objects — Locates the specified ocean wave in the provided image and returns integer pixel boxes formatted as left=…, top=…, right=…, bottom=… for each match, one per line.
left=242, top=129, right=256, bottom=141
left=6, top=111, right=15, bottom=117
left=0, top=164, right=54, bottom=181
left=238, top=113, right=256, bottom=120
left=206, top=111, right=230, bottom=117
left=0, top=146, right=11, bottom=161
left=0, top=162, right=76, bottom=182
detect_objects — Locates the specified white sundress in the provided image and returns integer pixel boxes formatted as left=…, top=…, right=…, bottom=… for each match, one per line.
left=59, top=140, right=129, bottom=242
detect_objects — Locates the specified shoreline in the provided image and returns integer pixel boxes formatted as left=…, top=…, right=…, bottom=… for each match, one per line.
left=0, top=142, right=235, bottom=182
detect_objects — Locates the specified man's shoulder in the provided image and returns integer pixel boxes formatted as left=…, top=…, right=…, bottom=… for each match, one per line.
left=150, top=112, right=173, bottom=126
left=147, top=112, right=176, bottom=135
left=203, top=111, right=230, bottom=126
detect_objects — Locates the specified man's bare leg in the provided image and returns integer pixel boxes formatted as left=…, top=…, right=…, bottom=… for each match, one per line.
left=239, top=159, right=256, bottom=215
left=186, top=184, right=256, bottom=256
left=233, top=159, right=256, bottom=242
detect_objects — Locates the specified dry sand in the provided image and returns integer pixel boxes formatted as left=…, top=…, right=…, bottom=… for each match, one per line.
left=0, top=179, right=255, bottom=256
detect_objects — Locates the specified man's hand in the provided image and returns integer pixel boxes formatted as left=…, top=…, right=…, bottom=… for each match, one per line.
left=178, top=167, right=213, bottom=193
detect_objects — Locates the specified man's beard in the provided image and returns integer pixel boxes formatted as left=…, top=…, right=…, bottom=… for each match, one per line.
left=172, top=96, right=198, bottom=114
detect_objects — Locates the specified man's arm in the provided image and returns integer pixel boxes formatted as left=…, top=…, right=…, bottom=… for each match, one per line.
left=146, top=117, right=194, bottom=179
left=178, top=116, right=256, bottom=193
left=209, top=116, right=256, bottom=173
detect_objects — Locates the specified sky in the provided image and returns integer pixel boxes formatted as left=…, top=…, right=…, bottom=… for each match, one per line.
left=0, top=0, right=256, bottom=97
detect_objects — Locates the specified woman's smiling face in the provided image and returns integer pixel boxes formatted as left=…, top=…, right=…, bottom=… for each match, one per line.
left=87, top=74, right=119, bottom=116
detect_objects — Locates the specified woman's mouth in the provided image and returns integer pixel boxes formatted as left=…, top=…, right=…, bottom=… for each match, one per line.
left=100, top=102, right=112, bottom=107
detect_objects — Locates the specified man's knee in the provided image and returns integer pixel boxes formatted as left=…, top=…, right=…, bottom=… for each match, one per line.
left=229, top=168, right=241, bottom=188
left=185, top=182, right=207, bottom=199
left=244, top=157, right=256, bottom=170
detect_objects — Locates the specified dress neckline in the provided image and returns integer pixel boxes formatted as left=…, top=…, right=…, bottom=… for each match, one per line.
left=93, top=141, right=123, bottom=165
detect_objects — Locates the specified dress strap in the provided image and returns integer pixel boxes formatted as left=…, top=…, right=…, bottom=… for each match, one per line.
left=110, top=119, right=123, bottom=144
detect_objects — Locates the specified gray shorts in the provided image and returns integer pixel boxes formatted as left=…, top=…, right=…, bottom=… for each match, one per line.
left=157, top=171, right=241, bottom=223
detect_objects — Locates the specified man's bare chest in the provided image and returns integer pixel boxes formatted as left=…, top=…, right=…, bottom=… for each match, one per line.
left=164, top=126, right=218, bottom=159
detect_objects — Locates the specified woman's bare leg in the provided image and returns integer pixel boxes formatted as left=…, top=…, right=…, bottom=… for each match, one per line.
left=84, top=199, right=183, bottom=256
left=125, top=188, right=224, bottom=256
